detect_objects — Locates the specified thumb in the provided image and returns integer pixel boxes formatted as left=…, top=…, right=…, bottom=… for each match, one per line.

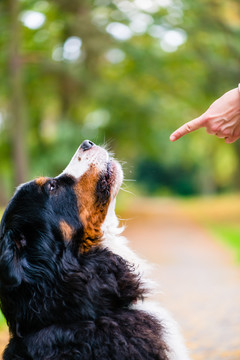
left=170, top=115, right=205, bottom=142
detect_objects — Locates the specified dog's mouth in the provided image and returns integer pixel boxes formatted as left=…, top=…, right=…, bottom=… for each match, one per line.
left=61, top=141, right=123, bottom=199
left=106, top=161, right=115, bottom=186
left=104, top=159, right=123, bottom=199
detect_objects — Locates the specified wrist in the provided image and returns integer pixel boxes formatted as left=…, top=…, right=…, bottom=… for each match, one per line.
left=229, top=87, right=240, bottom=113
left=237, top=85, right=240, bottom=111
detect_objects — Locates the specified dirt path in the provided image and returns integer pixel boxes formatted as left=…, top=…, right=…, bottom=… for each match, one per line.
left=0, top=331, right=8, bottom=359
left=122, top=198, right=240, bottom=360
left=1, top=197, right=240, bottom=359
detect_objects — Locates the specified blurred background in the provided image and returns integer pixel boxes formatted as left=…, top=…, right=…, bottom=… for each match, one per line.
left=1, top=0, right=240, bottom=358
left=0, top=0, right=240, bottom=199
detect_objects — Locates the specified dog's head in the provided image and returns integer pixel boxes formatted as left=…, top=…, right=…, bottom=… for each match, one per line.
left=0, top=141, right=123, bottom=288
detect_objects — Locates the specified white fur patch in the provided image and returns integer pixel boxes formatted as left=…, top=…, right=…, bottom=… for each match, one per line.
left=60, top=144, right=123, bottom=202
left=133, top=301, right=191, bottom=360
left=60, top=144, right=109, bottom=179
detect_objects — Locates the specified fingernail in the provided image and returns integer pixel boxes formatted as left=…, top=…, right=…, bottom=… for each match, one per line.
left=170, top=135, right=176, bottom=141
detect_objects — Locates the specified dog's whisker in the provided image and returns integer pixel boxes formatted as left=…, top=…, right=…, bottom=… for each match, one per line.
left=120, top=187, right=136, bottom=196
left=101, top=139, right=114, bottom=153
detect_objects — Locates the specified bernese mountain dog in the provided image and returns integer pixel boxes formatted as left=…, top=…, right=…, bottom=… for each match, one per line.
left=0, top=140, right=190, bottom=360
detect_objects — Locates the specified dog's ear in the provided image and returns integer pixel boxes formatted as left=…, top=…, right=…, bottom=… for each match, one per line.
left=0, top=231, right=24, bottom=288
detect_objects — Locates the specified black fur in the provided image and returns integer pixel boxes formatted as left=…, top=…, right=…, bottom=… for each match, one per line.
left=0, top=175, right=169, bottom=359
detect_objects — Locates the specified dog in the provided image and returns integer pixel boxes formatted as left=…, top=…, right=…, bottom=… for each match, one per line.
left=0, top=140, right=190, bottom=360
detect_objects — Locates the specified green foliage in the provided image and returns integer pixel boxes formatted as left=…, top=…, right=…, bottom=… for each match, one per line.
left=136, top=159, right=198, bottom=196
left=0, top=0, right=240, bottom=201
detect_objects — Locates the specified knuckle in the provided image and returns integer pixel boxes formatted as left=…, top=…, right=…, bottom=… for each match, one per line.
left=206, top=129, right=213, bottom=135
left=221, top=128, right=231, bottom=137
left=185, top=123, right=192, bottom=133
left=206, top=126, right=215, bottom=135
left=201, top=114, right=211, bottom=124
left=210, top=125, right=220, bottom=133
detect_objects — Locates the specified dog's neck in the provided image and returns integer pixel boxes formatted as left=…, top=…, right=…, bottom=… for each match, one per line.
left=101, top=199, right=122, bottom=238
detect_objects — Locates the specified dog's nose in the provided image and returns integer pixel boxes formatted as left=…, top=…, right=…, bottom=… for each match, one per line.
left=80, top=140, right=94, bottom=151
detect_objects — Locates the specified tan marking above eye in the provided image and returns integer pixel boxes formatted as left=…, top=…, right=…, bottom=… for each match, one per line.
left=74, top=166, right=111, bottom=253
left=35, top=177, right=49, bottom=186
left=60, top=221, right=73, bottom=242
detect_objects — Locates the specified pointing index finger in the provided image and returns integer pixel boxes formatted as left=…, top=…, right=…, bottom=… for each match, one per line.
left=170, top=115, right=205, bottom=141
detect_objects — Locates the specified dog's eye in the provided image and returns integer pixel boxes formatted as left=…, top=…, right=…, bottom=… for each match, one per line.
left=48, top=180, right=57, bottom=192
left=14, top=234, right=27, bottom=250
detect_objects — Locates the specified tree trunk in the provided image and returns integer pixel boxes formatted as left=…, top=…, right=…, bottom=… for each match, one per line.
left=9, top=0, right=28, bottom=186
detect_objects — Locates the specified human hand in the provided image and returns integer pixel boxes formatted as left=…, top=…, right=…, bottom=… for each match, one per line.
left=170, top=88, right=240, bottom=144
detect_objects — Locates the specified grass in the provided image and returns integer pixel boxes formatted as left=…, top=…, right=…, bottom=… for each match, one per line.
left=0, top=312, right=6, bottom=330
left=208, top=224, right=240, bottom=262
left=180, top=193, right=240, bottom=263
